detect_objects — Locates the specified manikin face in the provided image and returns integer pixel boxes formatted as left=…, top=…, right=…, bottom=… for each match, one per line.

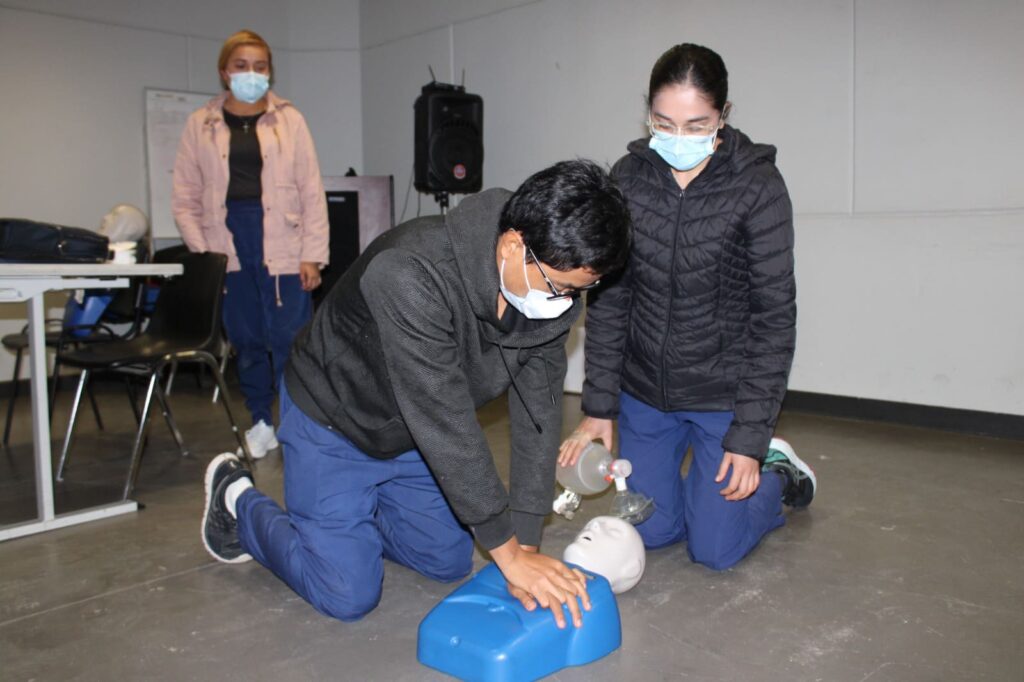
left=99, top=204, right=147, bottom=242
left=562, top=516, right=646, bottom=594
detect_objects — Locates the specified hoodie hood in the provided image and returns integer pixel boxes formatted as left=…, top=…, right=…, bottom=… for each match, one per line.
left=445, top=188, right=582, bottom=347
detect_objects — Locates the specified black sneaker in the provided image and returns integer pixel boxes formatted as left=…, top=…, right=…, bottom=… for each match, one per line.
left=202, top=453, right=254, bottom=563
left=762, top=438, right=816, bottom=508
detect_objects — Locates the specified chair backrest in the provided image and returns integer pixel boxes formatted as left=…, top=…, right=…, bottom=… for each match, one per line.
left=138, top=244, right=191, bottom=314
left=152, top=244, right=191, bottom=265
left=145, top=250, right=228, bottom=353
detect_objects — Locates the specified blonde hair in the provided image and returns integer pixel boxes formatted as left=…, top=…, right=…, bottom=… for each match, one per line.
left=217, top=30, right=273, bottom=90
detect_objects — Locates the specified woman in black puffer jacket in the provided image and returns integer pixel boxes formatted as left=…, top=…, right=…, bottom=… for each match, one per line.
left=559, top=44, right=815, bottom=570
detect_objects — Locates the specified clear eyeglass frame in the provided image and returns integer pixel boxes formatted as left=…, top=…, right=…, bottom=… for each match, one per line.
left=647, top=117, right=723, bottom=138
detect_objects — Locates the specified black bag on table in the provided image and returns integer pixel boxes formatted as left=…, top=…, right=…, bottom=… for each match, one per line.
left=0, top=218, right=110, bottom=263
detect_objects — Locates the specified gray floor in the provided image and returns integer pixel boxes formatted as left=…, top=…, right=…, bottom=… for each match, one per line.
left=0, top=373, right=1022, bottom=681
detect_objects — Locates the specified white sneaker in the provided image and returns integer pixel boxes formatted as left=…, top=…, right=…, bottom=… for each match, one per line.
left=242, top=420, right=279, bottom=460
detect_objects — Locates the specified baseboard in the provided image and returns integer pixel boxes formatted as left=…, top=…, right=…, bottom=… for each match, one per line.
left=782, top=391, right=1024, bottom=441
left=6, top=377, right=1019, bottom=441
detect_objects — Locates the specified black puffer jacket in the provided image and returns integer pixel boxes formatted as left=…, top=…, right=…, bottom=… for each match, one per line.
left=582, top=126, right=796, bottom=460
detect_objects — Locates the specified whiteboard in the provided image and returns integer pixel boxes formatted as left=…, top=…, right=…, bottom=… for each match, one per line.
left=144, top=88, right=215, bottom=238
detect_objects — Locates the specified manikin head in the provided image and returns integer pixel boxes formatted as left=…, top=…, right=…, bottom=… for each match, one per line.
left=99, top=204, right=148, bottom=242
left=563, top=516, right=646, bottom=594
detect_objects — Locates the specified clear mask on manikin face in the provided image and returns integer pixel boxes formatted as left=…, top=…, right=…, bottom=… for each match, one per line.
left=563, top=515, right=646, bottom=594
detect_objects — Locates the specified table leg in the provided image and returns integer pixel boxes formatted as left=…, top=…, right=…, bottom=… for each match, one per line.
left=27, top=292, right=55, bottom=522
left=0, top=274, right=147, bottom=542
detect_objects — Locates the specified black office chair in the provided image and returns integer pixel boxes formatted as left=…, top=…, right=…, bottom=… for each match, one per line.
left=56, top=250, right=255, bottom=500
left=1, top=310, right=106, bottom=445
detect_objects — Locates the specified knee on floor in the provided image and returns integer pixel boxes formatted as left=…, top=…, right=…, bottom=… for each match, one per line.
left=686, top=533, right=745, bottom=572
left=310, top=581, right=382, bottom=622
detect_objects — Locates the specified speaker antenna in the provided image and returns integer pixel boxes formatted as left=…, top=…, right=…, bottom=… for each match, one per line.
left=428, top=65, right=437, bottom=83
left=461, top=69, right=466, bottom=87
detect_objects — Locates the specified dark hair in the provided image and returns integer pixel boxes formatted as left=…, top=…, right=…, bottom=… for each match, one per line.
left=500, top=160, right=631, bottom=276
left=648, top=43, right=728, bottom=112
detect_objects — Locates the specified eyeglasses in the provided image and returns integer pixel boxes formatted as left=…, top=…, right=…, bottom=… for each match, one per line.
left=527, top=246, right=600, bottom=300
left=647, top=117, right=722, bottom=138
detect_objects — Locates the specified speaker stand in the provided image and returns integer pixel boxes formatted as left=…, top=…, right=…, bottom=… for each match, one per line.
left=433, top=191, right=451, bottom=216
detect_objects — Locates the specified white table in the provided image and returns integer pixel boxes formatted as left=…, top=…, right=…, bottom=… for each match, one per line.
left=0, top=262, right=183, bottom=541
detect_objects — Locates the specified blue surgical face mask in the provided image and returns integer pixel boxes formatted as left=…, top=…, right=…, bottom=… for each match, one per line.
left=649, top=128, right=718, bottom=171
left=499, top=255, right=573, bottom=320
left=229, top=71, right=270, bottom=104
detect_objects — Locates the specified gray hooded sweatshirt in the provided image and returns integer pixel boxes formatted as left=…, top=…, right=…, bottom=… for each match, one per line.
left=285, top=189, right=580, bottom=549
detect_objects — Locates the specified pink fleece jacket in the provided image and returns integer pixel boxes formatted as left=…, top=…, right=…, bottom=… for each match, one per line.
left=171, top=91, right=329, bottom=274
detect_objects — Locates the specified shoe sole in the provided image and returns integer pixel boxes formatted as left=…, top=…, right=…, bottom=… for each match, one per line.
left=768, top=437, right=817, bottom=495
left=202, top=452, right=253, bottom=564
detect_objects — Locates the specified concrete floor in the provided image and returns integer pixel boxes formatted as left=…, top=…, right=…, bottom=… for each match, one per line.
left=0, top=373, right=1022, bottom=681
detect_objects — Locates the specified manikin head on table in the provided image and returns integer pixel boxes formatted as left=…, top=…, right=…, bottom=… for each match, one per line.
left=99, top=204, right=148, bottom=243
left=563, top=516, right=646, bottom=594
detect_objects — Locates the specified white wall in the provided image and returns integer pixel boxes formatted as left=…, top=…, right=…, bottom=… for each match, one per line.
left=358, top=0, right=1024, bottom=416
left=1, top=0, right=1020, bottom=416
left=0, top=0, right=361, bottom=379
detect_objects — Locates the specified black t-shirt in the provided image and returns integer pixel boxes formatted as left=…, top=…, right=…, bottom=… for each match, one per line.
left=223, top=108, right=264, bottom=201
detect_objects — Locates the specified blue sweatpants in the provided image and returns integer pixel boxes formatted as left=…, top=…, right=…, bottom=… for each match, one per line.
left=235, top=382, right=474, bottom=621
left=620, top=392, right=785, bottom=570
left=223, top=200, right=311, bottom=425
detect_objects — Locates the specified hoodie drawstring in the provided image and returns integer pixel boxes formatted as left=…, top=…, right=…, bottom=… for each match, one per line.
left=498, top=343, right=543, bottom=434
left=275, top=274, right=282, bottom=307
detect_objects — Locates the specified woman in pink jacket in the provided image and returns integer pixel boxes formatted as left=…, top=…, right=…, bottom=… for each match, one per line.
left=172, top=29, right=329, bottom=459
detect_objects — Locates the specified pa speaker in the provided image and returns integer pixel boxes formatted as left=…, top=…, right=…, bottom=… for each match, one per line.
left=414, top=82, right=483, bottom=194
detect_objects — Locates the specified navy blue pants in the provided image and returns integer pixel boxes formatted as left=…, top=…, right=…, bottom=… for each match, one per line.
left=620, top=392, right=786, bottom=570
left=235, top=382, right=474, bottom=621
left=223, top=200, right=311, bottom=425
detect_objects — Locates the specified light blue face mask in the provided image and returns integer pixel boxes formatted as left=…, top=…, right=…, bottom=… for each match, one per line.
left=648, top=128, right=718, bottom=171
left=229, top=71, right=270, bottom=104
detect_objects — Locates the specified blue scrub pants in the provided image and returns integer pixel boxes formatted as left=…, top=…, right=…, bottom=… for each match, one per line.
left=235, top=382, right=474, bottom=621
left=620, top=392, right=786, bottom=570
left=223, top=200, right=311, bottom=425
